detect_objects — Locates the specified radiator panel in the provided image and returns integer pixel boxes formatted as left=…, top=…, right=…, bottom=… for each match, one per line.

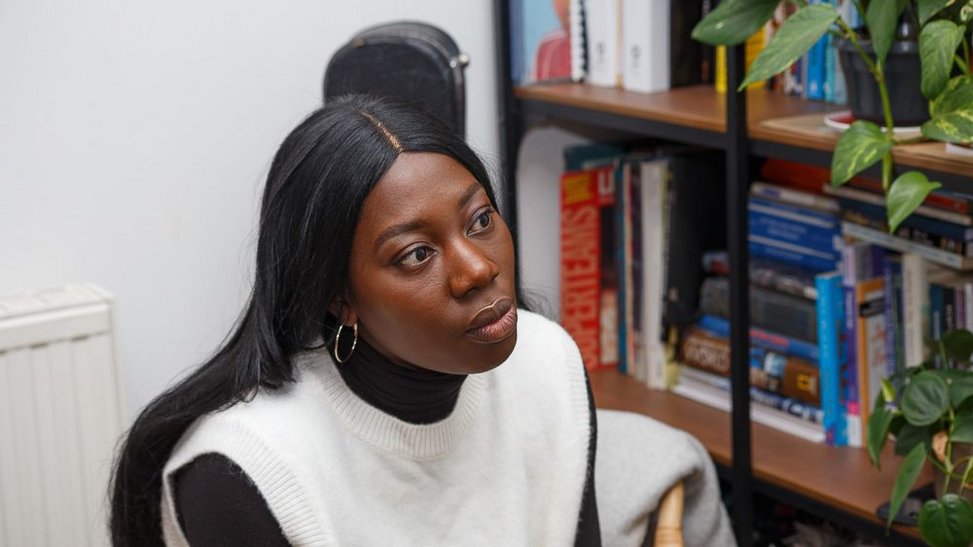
left=0, top=285, right=121, bottom=547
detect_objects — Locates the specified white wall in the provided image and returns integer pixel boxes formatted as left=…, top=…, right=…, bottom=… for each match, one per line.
left=0, top=0, right=500, bottom=420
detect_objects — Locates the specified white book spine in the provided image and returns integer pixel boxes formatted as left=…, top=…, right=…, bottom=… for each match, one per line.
left=641, top=159, right=667, bottom=389
left=584, top=0, right=621, bottom=87
left=620, top=0, right=670, bottom=93
left=902, top=253, right=930, bottom=367
left=569, top=0, right=586, bottom=81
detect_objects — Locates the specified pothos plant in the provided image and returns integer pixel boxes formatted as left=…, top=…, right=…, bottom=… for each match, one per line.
left=868, top=330, right=973, bottom=547
left=692, top=0, right=973, bottom=234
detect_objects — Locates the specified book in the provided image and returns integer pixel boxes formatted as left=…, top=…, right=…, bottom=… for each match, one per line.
left=639, top=157, right=670, bottom=388
left=584, top=0, right=621, bottom=87
left=842, top=209, right=973, bottom=258
left=678, top=365, right=824, bottom=425
left=681, top=326, right=821, bottom=405
left=749, top=237, right=840, bottom=273
left=854, top=276, right=888, bottom=439
left=749, top=199, right=842, bottom=255
left=672, top=369, right=826, bottom=443
left=815, top=271, right=848, bottom=446
left=620, top=0, right=669, bottom=93
left=703, top=253, right=818, bottom=300
left=560, top=166, right=618, bottom=371
left=842, top=221, right=973, bottom=270
left=882, top=254, right=905, bottom=374
left=510, top=0, right=575, bottom=84
left=696, top=314, right=820, bottom=363
left=700, top=277, right=818, bottom=343
left=669, top=1, right=707, bottom=86
left=750, top=181, right=840, bottom=213
left=839, top=198, right=973, bottom=242
left=825, top=182, right=973, bottom=226
left=663, top=151, right=726, bottom=330
left=901, top=253, right=931, bottom=367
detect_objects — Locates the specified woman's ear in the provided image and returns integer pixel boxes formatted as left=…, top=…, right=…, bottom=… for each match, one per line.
left=330, top=296, right=359, bottom=326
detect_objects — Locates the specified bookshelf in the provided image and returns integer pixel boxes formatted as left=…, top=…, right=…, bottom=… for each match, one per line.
left=491, top=2, right=970, bottom=545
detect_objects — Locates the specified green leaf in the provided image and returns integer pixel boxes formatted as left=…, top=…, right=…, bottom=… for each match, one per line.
left=920, top=20, right=966, bottom=100
left=738, top=4, right=838, bottom=90
left=952, top=412, right=973, bottom=444
left=919, top=494, right=973, bottom=547
left=944, top=330, right=973, bottom=362
left=868, top=397, right=895, bottom=466
left=902, top=371, right=951, bottom=426
left=917, top=0, right=955, bottom=25
left=888, top=444, right=928, bottom=529
left=896, top=423, right=933, bottom=455
left=866, top=0, right=907, bottom=65
left=887, top=171, right=944, bottom=233
left=830, top=120, right=893, bottom=186
left=691, top=0, right=780, bottom=46
left=951, top=377, right=973, bottom=409
left=932, top=76, right=973, bottom=117
left=923, top=76, right=973, bottom=143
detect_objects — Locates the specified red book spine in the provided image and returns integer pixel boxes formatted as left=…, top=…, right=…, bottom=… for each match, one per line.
left=561, top=170, right=603, bottom=370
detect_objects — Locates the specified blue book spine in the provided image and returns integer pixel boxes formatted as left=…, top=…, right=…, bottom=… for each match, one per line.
left=805, top=0, right=827, bottom=100
left=749, top=196, right=840, bottom=227
left=816, top=272, right=847, bottom=446
left=749, top=210, right=842, bottom=254
left=697, top=315, right=820, bottom=362
left=750, top=239, right=839, bottom=272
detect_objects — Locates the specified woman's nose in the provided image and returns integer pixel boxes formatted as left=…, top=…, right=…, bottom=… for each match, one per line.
left=448, top=240, right=500, bottom=298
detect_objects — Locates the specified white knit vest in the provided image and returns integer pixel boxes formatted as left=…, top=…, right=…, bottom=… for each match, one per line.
left=160, top=311, right=591, bottom=546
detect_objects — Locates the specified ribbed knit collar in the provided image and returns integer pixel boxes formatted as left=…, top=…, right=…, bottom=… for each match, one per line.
left=335, top=339, right=467, bottom=424
left=298, top=342, right=487, bottom=459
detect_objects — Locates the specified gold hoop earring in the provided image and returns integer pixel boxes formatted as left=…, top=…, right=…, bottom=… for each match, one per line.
left=333, top=322, right=358, bottom=364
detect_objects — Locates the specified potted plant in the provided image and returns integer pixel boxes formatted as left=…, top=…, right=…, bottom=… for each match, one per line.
left=867, top=330, right=973, bottom=546
left=692, top=0, right=973, bottom=234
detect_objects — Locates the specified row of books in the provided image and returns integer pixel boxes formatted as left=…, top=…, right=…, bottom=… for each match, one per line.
left=509, top=0, right=711, bottom=92
left=510, top=0, right=860, bottom=106
left=557, top=142, right=725, bottom=389
left=677, top=159, right=973, bottom=446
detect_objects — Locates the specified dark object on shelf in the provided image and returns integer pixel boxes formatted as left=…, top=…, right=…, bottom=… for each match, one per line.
left=875, top=482, right=936, bottom=527
left=324, top=21, right=469, bottom=137
left=835, top=38, right=929, bottom=127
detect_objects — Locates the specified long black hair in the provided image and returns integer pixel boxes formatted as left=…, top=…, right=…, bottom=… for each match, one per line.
left=109, top=95, right=509, bottom=545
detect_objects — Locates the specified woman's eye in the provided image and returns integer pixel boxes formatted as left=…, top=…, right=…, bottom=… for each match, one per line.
left=399, top=246, right=434, bottom=267
left=470, top=210, right=493, bottom=234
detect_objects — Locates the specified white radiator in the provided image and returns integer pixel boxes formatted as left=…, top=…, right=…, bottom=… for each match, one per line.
left=0, top=284, right=123, bottom=546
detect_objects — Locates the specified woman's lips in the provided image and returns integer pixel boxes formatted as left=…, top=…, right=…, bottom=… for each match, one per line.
left=467, top=298, right=518, bottom=344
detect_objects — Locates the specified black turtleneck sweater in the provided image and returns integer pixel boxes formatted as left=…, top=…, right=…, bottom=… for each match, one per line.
left=173, top=340, right=601, bottom=546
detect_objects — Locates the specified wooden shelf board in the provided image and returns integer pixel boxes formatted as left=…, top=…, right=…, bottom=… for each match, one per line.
left=753, top=113, right=973, bottom=180
left=589, top=369, right=928, bottom=540
left=514, top=83, right=837, bottom=136
left=514, top=83, right=972, bottom=181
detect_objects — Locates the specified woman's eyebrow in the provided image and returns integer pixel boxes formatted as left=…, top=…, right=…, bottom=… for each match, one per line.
left=374, top=220, right=426, bottom=251
left=458, top=181, right=481, bottom=209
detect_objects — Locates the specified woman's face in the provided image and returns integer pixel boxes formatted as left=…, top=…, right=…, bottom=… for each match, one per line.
left=342, top=152, right=518, bottom=374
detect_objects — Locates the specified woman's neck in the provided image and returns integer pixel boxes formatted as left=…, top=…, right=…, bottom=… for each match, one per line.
left=335, top=339, right=466, bottom=424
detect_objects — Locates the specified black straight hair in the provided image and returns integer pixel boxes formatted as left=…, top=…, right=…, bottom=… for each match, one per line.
left=108, top=95, right=516, bottom=545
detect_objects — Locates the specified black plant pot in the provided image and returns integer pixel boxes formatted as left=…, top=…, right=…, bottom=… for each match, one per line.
left=835, top=38, right=929, bottom=126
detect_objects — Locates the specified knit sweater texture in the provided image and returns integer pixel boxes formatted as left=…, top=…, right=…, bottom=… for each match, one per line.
left=160, top=310, right=591, bottom=546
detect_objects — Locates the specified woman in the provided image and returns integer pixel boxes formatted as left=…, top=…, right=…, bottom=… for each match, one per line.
left=110, top=95, right=600, bottom=546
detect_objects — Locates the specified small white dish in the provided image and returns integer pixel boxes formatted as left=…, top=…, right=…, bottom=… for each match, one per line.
left=823, top=110, right=923, bottom=139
